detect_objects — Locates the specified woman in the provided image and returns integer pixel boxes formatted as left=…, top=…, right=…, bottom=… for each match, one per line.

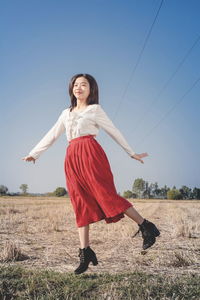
left=22, top=73, right=160, bottom=275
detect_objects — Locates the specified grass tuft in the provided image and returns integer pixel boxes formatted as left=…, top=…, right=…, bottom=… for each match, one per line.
left=1, top=241, right=30, bottom=263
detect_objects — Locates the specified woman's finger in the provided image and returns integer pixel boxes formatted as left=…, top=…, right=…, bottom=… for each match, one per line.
left=22, top=156, right=35, bottom=162
left=139, top=153, right=148, bottom=158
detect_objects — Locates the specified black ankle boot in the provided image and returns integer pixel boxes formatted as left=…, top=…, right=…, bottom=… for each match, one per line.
left=74, top=246, right=98, bottom=275
left=133, top=219, right=160, bottom=250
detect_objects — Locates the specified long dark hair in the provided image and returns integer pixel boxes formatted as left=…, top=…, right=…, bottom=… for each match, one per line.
left=68, top=73, right=99, bottom=112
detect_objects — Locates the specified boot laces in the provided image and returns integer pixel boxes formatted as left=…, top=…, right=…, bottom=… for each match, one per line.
left=79, top=249, right=86, bottom=263
left=132, top=228, right=140, bottom=238
left=132, top=222, right=156, bottom=239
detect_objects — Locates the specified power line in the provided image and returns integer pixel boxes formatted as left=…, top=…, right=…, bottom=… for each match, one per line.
left=112, top=0, right=164, bottom=121
left=133, top=34, right=200, bottom=133
left=136, top=75, right=200, bottom=147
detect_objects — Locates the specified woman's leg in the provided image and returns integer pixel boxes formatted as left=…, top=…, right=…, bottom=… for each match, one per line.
left=75, top=224, right=98, bottom=275
left=78, top=225, right=90, bottom=248
left=124, top=206, right=144, bottom=225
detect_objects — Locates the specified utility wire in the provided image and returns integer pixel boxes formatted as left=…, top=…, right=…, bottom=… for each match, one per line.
left=133, top=34, right=200, bottom=132
left=112, top=0, right=164, bottom=121
left=136, top=75, right=200, bottom=147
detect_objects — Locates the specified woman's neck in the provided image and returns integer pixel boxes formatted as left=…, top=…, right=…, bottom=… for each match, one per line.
left=76, top=105, right=88, bottom=109
left=74, top=101, right=88, bottom=110
left=73, top=104, right=89, bottom=112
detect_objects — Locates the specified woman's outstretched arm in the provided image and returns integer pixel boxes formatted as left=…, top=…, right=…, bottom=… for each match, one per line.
left=22, top=109, right=66, bottom=163
left=95, top=104, right=148, bottom=163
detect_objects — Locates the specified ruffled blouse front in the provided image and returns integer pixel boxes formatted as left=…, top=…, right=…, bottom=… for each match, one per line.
left=28, top=104, right=136, bottom=159
left=66, top=106, right=96, bottom=140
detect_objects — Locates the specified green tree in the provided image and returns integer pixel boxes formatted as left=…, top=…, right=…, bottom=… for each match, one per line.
left=160, top=185, right=170, bottom=199
left=151, top=182, right=160, bottom=198
left=179, top=185, right=192, bottom=199
left=132, top=178, right=145, bottom=198
left=167, top=189, right=182, bottom=200
left=54, top=187, right=67, bottom=197
left=192, top=187, right=200, bottom=199
left=19, top=184, right=28, bottom=194
left=0, top=185, right=8, bottom=195
left=143, top=181, right=150, bottom=199
left=123, top=190, right=133, bottom=199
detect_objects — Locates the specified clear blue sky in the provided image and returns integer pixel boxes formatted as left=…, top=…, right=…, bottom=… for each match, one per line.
left=1, top=0, right=200, bottom=194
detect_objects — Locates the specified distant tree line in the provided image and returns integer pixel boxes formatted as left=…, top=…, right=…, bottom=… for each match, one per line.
left=0, top=178, right=200, bottom=200
left=122, top=178, right=200, bottom=200
left=0, top=184, right=68, bottom=197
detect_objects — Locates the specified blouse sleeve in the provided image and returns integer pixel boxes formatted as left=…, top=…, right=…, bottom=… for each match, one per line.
left=95, top=105, right=136, bottom=157
left=28, top=110, right=66, bottom=160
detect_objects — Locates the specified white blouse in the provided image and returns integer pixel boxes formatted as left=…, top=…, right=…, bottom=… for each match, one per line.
left=28, top=104, right=136, bottom=159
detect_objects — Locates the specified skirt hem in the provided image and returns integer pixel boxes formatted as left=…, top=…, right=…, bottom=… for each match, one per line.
left=76, top=203, right=133, bottom=227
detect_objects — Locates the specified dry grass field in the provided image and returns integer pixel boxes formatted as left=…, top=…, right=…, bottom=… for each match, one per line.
left=0, top=196, right=200, bottom=277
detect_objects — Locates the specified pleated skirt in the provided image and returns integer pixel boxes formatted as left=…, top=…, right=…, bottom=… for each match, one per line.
left=64, top=134, right=133, bottom=227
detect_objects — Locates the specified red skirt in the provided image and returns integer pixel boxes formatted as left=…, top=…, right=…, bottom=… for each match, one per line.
left=64, top=134, right=133, bottom=227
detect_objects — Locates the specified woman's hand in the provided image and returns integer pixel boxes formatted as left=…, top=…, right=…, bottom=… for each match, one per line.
left=22, top=156, right=36, bottom=164
left=131, top=153, right=149, bottom=164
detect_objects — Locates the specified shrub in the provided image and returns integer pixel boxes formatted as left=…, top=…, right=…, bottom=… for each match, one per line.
left=53, top=187, right=67, bottom=197
left=167, top=189, right=183, bottom=200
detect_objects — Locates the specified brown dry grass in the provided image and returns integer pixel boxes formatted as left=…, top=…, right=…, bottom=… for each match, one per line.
left=0, top=196, right=199, bottom=276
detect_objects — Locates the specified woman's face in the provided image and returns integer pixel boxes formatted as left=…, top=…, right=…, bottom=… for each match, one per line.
left=73, top=76, right=90, bottom=103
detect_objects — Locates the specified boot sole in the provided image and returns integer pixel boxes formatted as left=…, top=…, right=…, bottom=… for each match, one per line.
left=74, top=258, right=98, bottom=274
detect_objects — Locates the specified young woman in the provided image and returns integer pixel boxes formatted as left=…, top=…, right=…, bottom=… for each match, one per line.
left=22, top=73, right=160, bottom=275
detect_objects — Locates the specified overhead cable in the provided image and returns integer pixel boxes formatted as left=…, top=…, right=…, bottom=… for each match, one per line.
left=112, top=0, right=164, bottom=121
